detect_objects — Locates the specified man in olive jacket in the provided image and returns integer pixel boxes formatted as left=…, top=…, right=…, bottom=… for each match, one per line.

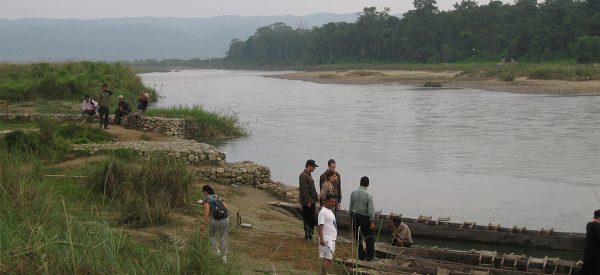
left=299, top=159, right=319, bottom=240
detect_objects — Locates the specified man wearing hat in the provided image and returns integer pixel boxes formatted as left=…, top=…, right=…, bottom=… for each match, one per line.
left=299, top=159, right=319, bottom=240
left=113, top=95, right=132, bottom=125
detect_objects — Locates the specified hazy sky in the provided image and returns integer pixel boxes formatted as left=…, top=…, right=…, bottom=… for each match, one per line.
left=1, top=0, right=510, bottom=19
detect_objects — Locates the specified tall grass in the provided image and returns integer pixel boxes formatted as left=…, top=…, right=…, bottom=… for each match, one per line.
left=0, top=62, right=156, bottom=104
left=0, top=137, right=240, bottom=274
left=0, top=146, right=173, bottom=273
left=86, top=154, right=193, bottom=226
left=146, top=105, right=249, bottom=139
left=179, top=230, right=241, bottom=274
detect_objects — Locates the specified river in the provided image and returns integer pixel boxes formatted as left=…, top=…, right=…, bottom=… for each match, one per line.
left=141, top=69, right=600, bottom=233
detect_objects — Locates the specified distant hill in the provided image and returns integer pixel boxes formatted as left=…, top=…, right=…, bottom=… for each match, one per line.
left=0, top=14, right=357, bottom=62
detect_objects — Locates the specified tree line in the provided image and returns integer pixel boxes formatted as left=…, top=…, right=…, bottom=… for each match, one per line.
left=224, top=0, right=600, bottom=65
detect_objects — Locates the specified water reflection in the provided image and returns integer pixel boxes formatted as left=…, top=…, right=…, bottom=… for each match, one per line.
left=142, top=69, right=600, bottom=233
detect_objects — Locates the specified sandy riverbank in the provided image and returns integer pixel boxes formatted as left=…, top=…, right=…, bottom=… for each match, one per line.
left=269, top=70, right=600, bottom=95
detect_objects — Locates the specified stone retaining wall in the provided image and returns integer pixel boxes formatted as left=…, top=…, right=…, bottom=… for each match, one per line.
left=0, top=113, right=186, bottom=138
left=198, top=161, right=299, bottom=203
left=1, top=112, right=301, bottom=202
left=73, top=140, right=226, bottom=166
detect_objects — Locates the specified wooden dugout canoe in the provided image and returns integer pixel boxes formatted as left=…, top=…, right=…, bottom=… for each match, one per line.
left=375, top=243, right=582, bottom=275
left=336, top=257, right=546, bottom=275
left=268, top=201, right=585, bottom=251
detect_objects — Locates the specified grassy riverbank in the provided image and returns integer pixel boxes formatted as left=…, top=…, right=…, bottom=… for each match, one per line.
left=0, top=122, right=241, bottom=274
left=146, top=105, right=249, bottom=139
left=0, top=62, right=156, bottom=103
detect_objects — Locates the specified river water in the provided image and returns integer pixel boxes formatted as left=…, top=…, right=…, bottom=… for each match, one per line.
left=141, top=69, right=600, bottom=233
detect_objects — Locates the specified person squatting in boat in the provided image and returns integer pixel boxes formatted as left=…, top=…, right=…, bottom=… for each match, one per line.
left=391, top=216, right=413, bottom=247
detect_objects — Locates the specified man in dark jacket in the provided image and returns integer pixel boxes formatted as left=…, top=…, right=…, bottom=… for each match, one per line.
left=113, top=95, right=132, bottom=124
left=299, top=159, right=318, bottom=240
left=582, top=209, right=600, bottom=275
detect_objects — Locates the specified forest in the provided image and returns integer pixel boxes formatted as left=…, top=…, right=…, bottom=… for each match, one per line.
left=224, top=0, right=600, bottom=65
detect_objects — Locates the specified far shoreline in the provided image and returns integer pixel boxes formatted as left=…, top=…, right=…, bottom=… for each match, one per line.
left=266, top=69, right=600, bottom=96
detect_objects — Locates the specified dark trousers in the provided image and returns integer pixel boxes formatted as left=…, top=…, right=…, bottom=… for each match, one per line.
left=98, top=106, right=109, bottom=128
left=352, top=213, right=374, bottom=260
left=114, top=110, right=129, bottom=124
left=302, top=203, right=316, bottom=239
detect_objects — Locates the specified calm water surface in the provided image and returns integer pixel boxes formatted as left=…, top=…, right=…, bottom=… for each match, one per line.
left=141, top=70, right=600, bottom=233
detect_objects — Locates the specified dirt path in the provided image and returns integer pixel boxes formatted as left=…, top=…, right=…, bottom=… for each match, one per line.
left=271, top=70, right=600, bottom=95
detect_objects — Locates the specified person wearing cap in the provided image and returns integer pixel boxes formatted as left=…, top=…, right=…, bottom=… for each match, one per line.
left=391, top=217, right=413, bottom=247
left=81, top=94, right=98, bottom=118
left=299, top=159, right=319, bottom=240
left=124, top=91, right=150, bottom=129
left=113, top=95, right=132, bottom=125
left=582, top=209, right=600, bottom=275
left=349, top=176, right=376, bottom=261
left=98, top=83, right=113, bottom=129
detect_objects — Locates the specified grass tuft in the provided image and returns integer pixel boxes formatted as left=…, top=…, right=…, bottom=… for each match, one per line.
left=146, top=105, right=249, bottom=140
left=86, top=154, right=193, bottom=226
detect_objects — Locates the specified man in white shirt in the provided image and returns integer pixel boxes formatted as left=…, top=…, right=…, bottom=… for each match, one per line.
left=81, top=94, right=97, bottom=117
left=318, top=193, right=337, bottom=275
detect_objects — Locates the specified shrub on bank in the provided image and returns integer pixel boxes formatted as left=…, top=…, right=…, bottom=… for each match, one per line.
left=146, top=105, right=249, bottom=140
left=86, top=154, right=193, bottom=226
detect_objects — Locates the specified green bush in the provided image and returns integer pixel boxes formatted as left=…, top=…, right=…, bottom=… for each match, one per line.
left=86, top=155, right=193, bottom=226
left=56, top=122, right=113, bottom=144
left=1, top=130, right=42, bottom=153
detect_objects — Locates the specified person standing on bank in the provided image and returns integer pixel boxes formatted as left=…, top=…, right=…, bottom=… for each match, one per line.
left=98, top=83, right=113, bottom=129
left=202, top=184, right=229, bottom=263
left=318, top=193, right=338, bottom=275
left=319, top=159, right=341, bottom=206
left=349, top=176, right=376, bottom=261
left=319, top=170, right=339, bottom=206
left=582, top=209, right=600, bottom=275
left=299, top=159, right=319, bottom=240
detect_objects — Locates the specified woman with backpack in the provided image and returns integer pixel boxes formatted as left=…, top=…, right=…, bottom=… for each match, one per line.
left=202, top=184, right=229, bottom=263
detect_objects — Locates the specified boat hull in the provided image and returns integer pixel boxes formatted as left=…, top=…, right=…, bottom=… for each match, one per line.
left=269, top=201, right=585, bottom=251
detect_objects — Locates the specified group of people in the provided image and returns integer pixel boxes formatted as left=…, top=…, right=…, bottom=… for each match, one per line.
left=80, top=83, right=150, bottom=129
left=298, top=158, right=412, bottom=274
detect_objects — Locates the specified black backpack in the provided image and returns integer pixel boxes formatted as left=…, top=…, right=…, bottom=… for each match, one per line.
left=210, top=198, right=228, bottom=220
